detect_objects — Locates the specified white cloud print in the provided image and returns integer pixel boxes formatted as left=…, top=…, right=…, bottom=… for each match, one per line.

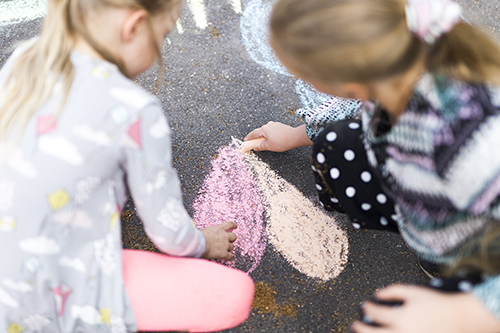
left=110, top=87, right=151, bottom=109
left=19, top=236, right=61, bottom=255
left=109, top=106, right=130, bottom=126
left=145, top=227, right=167, bottom=245
left=2, top=278, right=33, bottom=293
left=93, top=233, right=117, bottom=276
left=72, top=124, right=111, bottom=147
left=149, top=116, right=170, bottom=139
left=156, top=197, right=187, bottom=232
left=145, top=170, right=167, bottom=195
left=0, top=286, right=18, bottom=308
left=71, top=305, right=102, bottom=325
left=23, top=313, right=51, bottom=331
left=38, top=135, right=84, bottom=165
left=52, top=209, right=93, bottom=229
left=59, top=256, right=86, bottom=272
left=1, top=143, right=37, bottom=178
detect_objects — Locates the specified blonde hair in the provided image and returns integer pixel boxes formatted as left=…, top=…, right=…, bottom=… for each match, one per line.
left=270, top=0, right=500, bottom=85
left=0, top=0, right=177, bottom=140
left=447, top=223, right=500, bottom=277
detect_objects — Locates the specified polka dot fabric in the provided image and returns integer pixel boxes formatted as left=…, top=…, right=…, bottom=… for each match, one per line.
left=311, top=120, right=399, bottom=232
left=428, top=273, right=483, bottom=292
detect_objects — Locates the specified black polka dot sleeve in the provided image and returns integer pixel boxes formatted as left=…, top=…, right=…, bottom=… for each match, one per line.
left=311, top=120, right=399, bottom=233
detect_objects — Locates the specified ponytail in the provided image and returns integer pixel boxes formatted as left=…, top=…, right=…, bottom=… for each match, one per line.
left=447, top=222, right=500, bottom=277
left=428, top=22, right=500, bottom=85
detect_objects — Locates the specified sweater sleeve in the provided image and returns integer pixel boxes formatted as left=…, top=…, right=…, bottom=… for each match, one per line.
left=472, top=276, right=500, bottom=321
left=120, top=102, right=205, bottom=258
left=296, top=97, right=361, bottom=142
left=431, top=82, right=500, bottom=320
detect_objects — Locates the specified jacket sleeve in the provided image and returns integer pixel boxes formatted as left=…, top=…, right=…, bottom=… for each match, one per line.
left=297, top=97, right=361, bottom=142
left=472, top=276, right=500, bottom=321
left=120, top=102, right=205, bottom=257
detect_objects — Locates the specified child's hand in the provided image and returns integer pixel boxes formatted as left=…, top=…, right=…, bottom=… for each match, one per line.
left=200, top=222, right=237, bottom=260
left=351, top=285, right=500, bottom=333
left=244, top=122, right=312, bottom=152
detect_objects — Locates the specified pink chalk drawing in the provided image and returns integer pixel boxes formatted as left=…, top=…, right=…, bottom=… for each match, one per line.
left=193, top=139, right=349, bottom=280
left=192, top=142, right=266, bottom=273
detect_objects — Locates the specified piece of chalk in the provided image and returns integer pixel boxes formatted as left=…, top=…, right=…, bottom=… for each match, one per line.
left=240, top=138, right=266, bottom=153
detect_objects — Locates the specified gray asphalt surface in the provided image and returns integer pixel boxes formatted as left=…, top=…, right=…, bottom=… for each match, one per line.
left=1, top=0, right=499, bottom=332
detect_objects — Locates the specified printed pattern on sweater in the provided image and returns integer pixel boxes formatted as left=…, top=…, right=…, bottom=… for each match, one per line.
left=0, top=47, right=205, bottom=332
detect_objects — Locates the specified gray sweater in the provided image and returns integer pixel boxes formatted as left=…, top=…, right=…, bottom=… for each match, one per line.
left=0, top=43, right=205, bottom=332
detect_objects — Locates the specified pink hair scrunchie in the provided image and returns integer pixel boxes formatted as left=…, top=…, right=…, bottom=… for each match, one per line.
left=405, top=0, right=462, bottom=44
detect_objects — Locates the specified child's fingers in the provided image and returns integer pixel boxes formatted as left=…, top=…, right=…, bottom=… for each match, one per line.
left=375, top=284, right=416, bottom=301
left=361, top=301, right=398, bottom=327
left=222, top=221, right=237, bottom=231
left=250, top=139, right=268, bottom=152
left=222, top=248, right=235, bottom=260
left=240, top=137, right=266, bottom=153
left=244, top=128, right=264, bottom=141
left=227, top=232, right=237, bottom=243
left=221, top=222, right=238, bottom=243
left=350, top=321, right=390, bottom=333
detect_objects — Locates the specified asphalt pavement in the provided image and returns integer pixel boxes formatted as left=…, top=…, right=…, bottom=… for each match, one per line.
left=1, top=0, right=499, bottom=332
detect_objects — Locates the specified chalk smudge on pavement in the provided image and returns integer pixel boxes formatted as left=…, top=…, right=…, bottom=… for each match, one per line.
left=0, top=0, right=47, bottom=26
left=240, top=0, right=287, bottom=76
left=187, top=0, right=208, bottom=29
left=252, top=281, right=300, bottom=317
left=0, top=0, right=241, bottom=34
left=192, top=143, right=266, bottom=273
left=240, top=0, right=331, bottom=111
left=187, top=0, right=242, bottom=30
left=1, top=0, right=189, bottom=36
left=242, top=146, right=349, bottom=281
left=229, top=0, right=243, bottom=14
left=240, top=0, right=361, bottom=118
left=176, top=20, right=184, bottom=34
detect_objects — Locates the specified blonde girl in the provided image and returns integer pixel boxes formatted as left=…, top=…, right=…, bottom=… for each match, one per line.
left=245, top=0, right=500, bottom=331
left=0, top=0, right=254, bottom=332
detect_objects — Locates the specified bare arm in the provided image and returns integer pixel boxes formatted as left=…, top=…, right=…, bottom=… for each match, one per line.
left=244, top=122, right=313, bottom=152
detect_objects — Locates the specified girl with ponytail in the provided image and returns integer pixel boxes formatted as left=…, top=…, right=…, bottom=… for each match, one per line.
left=245, top=0, right=500, bottom=331
left=0, top=0, right=253, bottom=332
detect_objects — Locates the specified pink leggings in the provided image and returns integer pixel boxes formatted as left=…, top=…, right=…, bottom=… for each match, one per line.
left=122, top=250, right=254, bottom=332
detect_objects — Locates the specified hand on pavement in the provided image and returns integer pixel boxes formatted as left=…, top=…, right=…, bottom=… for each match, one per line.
left=201, top=222, right=237, bottom=260
left=351, top=284, right=500, bottom=333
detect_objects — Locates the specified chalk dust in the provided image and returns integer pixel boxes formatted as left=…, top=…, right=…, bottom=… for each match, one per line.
left=252, top=281, right=299, bottom=317
left=242, top=146, right=349, bottom=281
left=192, top=143, right=266, bottom=273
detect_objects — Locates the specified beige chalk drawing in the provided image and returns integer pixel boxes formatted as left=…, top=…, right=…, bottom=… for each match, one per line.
left=240, top=142, right=349, bottom=281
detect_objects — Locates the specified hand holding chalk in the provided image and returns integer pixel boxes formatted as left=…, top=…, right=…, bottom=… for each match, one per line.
left=244, top=122, right=313, bottom=152
left=240, top=138, right=266, bottom=153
